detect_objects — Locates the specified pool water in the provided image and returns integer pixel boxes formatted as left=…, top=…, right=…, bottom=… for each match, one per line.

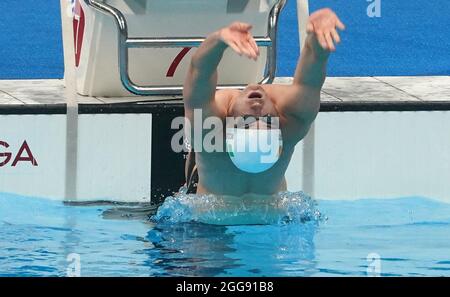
left=1, top=192, right=450, bottom=277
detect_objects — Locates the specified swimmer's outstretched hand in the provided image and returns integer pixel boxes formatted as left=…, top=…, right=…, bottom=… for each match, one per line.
left=218, top=22, right=260, bottom=61
left=307, top=8, right=345, bottom=52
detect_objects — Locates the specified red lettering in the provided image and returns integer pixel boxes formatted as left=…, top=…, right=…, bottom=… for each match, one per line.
left=167, top=47, right=192, bottom=77
left=0, top=141, right=12, bottom=167
left=73, top=0, right=85, bottom=67
left=11, top=141, right=38, bottom=167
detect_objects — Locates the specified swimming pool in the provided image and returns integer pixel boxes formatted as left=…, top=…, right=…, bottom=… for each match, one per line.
left=1, top=0, right=450, bottom=280
left=1, top=103, right=450, bottom=277
left=1, top=191, right=449, bottom=277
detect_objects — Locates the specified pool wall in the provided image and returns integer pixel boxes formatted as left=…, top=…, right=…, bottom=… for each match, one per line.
left=286, top=111, right=450, bottom=202
left=0, top=114, right=152, bottom=202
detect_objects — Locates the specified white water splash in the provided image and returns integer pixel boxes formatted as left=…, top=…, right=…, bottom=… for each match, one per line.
left=152, top=188, right=324, bottom=225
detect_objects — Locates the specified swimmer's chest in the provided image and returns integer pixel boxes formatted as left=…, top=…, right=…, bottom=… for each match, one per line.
left=196, top=148, right=293, bottom=194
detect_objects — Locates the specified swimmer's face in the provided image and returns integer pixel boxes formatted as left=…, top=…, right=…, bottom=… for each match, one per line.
left=228, top=84, right=279, bottom=129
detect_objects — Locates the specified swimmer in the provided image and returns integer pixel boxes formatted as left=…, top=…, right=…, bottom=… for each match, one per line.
left=183, top=8, right=345, bottom=197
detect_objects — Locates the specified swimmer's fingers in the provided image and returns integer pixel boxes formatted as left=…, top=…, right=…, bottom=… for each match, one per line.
left=315, top=27, right=339, bottom=51
left=307, top=8, right=345, bottom=50
left=244, top=35, right=259, bottom=59
left=230, top=22, right=253, bottom=33
left=330, top=28, right=341, bottom=44
left=248, top=35, right=260, bottom=57
left=335, top=17, right=346, bottom=31
left=219, top=30, right=246, bottom=56
left=324, top=32, right=336, bottom=51
left=221, top=22, right=258, bottom=59
left=315, top=31, right=329, bottom=51
left=229, top=38, right=253, bottom=59
left=228, top=32, right=257, bottom=60
left=228, top=41, right=244, bottom=56
left=237, top=39, right=258, bottom=60
left=236, top=28, right=258, bottom=59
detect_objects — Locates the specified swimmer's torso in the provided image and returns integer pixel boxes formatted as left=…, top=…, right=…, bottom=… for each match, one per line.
left=185, top=87, right=312, bottom=197
left=195, top=144, right=295, bottom=196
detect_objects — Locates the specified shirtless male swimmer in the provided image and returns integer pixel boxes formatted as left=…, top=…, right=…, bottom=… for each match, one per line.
left=182, top=8, right=345, bottom=197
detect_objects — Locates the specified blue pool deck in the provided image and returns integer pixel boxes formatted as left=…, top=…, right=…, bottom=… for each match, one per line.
left=1, top=76, right=450, bottom=109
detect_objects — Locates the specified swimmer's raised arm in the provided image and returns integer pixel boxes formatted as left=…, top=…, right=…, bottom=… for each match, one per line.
left=293, top=8, right=345, bottom=88
left=275, top=8, right=345, bottom=132
left=183, top=22, right=259, bottom=109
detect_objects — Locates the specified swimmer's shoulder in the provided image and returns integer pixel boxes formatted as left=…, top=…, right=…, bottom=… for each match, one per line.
left=214, top=89, right=240, bottom=113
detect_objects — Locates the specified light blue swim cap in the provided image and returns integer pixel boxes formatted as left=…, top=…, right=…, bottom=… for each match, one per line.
left=225, top=128, right=282, bottom=174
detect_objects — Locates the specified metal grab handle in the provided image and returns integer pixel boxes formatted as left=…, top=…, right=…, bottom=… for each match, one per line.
left=126, top=37, right=273, bottom=48
left=83, top=0, right=287, bottom=96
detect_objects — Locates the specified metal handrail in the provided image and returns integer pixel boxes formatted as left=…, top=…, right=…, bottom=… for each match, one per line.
left=83, top=0, right=287, bottom=96
left=126, top=37, right=273, bottom=48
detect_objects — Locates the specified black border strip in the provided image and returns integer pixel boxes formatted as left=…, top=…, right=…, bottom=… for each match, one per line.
left=2, top=101, right=450, bottom=115
left=78, top=102, right=184, bottom=115
left=320, top=101, right=450, bottom=112
left=0, top=103, right=67, bottom=115
left=0, top=276, right=440, bottom=293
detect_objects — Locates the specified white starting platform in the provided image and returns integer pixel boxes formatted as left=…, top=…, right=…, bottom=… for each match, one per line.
left=68, top=0, right=290, bottom=97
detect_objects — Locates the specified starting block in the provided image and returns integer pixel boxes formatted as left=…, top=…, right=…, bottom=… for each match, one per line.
left=62, top=0, right=287, bottom=97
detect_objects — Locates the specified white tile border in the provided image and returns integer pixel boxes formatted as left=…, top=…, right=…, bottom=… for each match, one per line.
left=375, top=76, right=450, bottom=101
left=1, top=77, right=450, bottom=105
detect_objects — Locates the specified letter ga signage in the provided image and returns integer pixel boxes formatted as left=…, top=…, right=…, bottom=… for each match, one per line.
left=0, top=140, right=38, bottom=167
